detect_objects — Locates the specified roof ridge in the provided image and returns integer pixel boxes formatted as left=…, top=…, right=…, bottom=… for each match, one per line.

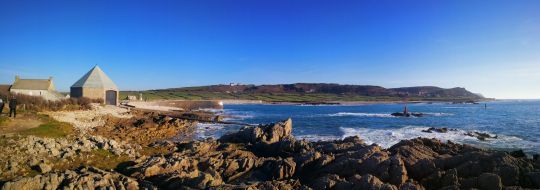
left=70, top=66, right=118, bottom=89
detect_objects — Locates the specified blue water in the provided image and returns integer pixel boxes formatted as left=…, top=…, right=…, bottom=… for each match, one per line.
left=196, top=100, right=540, bottom=153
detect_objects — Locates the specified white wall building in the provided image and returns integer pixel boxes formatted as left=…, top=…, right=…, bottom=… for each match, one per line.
left=10, top=76, right=63, bottom=101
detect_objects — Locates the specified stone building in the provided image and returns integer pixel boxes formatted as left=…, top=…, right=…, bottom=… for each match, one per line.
left=70, top=66, right=119, bottom=105
left=10, top=76, right=63, bottom=101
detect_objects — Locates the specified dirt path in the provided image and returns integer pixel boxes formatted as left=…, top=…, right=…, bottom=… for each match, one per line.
left=0, top=114, right=43, bottom=134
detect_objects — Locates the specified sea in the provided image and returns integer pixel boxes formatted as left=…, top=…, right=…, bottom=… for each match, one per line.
left=195, top=100, right=540, bottom=154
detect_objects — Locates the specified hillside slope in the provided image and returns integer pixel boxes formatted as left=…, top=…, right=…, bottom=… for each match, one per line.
left=121, top=83, right=484, bottom=102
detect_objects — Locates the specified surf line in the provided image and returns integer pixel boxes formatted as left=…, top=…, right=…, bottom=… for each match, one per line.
left=162, top=114, right=259, bottom=126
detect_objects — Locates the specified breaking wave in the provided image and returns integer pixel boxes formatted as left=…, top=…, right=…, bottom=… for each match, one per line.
left=327, top=112, right=453, bottom=118
left=422, top=112, right=455, bottom=116
left=195, top=123, right=227, bottom=140
left=327, top=112, right=395, bottom=118
left=338, top=126, right=536, bottom=150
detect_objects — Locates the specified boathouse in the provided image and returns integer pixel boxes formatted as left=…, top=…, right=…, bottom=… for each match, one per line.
left=70, top=66, right=119, bottom=105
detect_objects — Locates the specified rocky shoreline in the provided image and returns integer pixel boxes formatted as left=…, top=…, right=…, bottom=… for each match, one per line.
left=2, top=117, right=540, bottom=189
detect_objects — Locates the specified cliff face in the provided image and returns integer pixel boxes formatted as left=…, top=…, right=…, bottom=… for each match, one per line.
left=164, top=83, right=484, bottom=100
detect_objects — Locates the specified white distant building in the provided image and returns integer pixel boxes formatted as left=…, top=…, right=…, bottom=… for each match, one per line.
left=10, top=76, right=63, bottom=101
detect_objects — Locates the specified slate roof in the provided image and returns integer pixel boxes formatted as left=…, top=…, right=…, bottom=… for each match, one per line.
left=11, top=79, right=53, bottom=90
left=71, top=66, right=118, bottom=89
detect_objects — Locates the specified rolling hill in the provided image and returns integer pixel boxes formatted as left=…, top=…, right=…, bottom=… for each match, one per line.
left=121, top=83, right=484, bottom=103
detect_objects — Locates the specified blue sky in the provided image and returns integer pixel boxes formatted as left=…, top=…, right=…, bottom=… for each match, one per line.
left=0, top=0, right=539, bottom=99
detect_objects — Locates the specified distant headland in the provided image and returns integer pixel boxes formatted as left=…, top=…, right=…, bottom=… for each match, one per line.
left=122, top=83, right=489, bottom=104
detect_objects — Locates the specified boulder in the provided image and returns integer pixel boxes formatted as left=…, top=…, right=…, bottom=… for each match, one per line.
left=34, top=163, right=52, bottom=174
left=1, top=166, right=144, bottom=190
left=526, top=172, right=540, bottom=188
left=311, top=174, right=343, bottom=190
left=263, top=158, right=297, bottom=180
left=478, top=173, right=502, bottom=190
left=349, top=174, right=398, bottom=190
left=422, top=127, right=449, bottom=133
left=219, top=118, right=293, bottom=145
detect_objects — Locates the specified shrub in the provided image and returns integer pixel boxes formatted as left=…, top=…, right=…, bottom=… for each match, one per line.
left=1, top=93, right=103, bottom=112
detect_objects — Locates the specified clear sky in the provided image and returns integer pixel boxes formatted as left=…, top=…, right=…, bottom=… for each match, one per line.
left=0, top=0, right=539, bottom=99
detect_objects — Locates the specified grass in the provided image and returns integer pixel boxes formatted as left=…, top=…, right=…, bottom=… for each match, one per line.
left=19, top=115, right=73, bottom=138
left=0, top=116, right=9, bottom=126
left=52, top=149, right=132, bottom=172
left=140, top=146, right=174, bottom=156
left=121, top=89, right=480, bottom=102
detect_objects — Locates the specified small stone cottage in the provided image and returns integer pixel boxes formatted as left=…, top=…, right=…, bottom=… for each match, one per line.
left=70, top=66, right=119, bottom=105
left=10, top=76, right=63, bottom=101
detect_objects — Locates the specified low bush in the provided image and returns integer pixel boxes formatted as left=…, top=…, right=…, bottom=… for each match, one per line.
left=0, top=92, right=103, bottom=112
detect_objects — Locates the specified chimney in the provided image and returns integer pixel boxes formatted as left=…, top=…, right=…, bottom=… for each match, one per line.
left=15, top=75, right=20, bottom=82
left=49, top=76, right=53, bottom=81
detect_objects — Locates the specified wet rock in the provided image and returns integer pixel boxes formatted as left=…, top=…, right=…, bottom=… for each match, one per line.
left=350, top=174, right=398, bottom=190
left=219, top=118, right=293, bottom=145
left=376, top=155, right=408, bottom=185
left=464, top=131, right=498, bottom=141
left=263, top=157, right=296, bottom=180
left=478, top=173, right=502, bottom=190
left=187, top=170, right=223, bottom=189
left=248, top=180, right=304, bottom=190
left=311, top=174, right=343, bottom=189
left=526, top=172, right=540, bottom=188
left=510, top=150, right=527, bottom=158
left=422, top=127, right=448, bottom=133
left=391, top=112, right=423, bottom=117
left=399, top=181, right=426, bottom=190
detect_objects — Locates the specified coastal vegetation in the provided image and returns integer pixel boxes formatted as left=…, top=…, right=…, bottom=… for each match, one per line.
left=18, top=115, right=73, bottom=138
left=121, top=83, right=485, bottom=102
left=0, top=92, right=102, bottom=112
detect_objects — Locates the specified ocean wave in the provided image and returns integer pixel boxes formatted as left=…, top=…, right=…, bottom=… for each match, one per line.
left=422, top=112, right=455, bottom=116
left=441, top=107, right=474, bottom=109
left=295, top=134, right=341, bottom=141
left=197, top=108, right=225, bottom=113
left=327, top=112, right=453, bottom=117
left=339, top=126, right=536, bottom=150
left=328, top=112, right=395, bottom=118
left=195, top=123, right=227, bottom=139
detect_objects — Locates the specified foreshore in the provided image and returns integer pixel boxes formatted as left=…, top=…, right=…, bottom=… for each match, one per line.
left=0, top=105, right=539, bottom=189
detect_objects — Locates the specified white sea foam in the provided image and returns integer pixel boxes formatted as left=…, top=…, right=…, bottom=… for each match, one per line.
left=327, top=112, right=453, bottom=118
left=197, top=108, right=225, bottom=113
left=194, top=122, right=538, bottom=152
left=338, top=126, right=537, bottom=150
left=295, top=134, right=341, bottom=141
left=221, top=110, right=255, bottom=120
left=441, top=106, right=475, bottom=109
left=328, top=112, right=395, bottom=118
left=195, top=123, right=226, bottom=139
left=422, top=112, right=455, bottom=116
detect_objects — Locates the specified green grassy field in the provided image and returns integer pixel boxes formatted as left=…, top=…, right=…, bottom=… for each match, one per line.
left=120, top=91, right=477, bottom=102
left=19, top=115, right=73, bottom=138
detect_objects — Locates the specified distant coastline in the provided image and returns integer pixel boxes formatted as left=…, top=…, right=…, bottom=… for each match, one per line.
left=120, top=83, right=488, bottom=104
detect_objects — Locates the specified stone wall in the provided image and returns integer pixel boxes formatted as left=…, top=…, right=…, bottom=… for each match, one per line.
left=71, top=87, right=118, bottom=105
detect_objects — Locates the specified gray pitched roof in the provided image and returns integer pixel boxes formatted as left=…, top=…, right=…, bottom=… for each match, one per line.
left=11, top=79, right=53, bottom=90
left=71, top=66, right=118, bottom=89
